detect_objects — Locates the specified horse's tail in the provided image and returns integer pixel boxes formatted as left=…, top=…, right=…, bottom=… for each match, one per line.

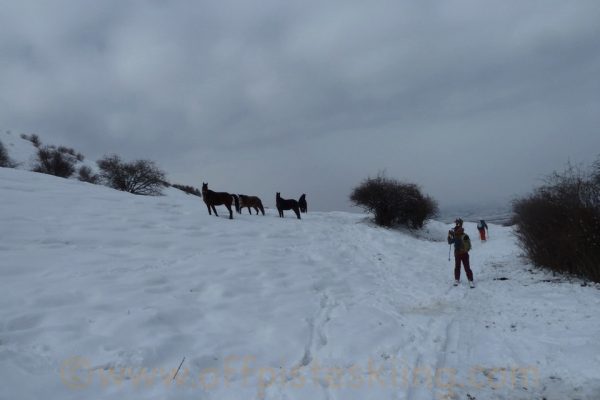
left=232, top=194, right=240, bottom=213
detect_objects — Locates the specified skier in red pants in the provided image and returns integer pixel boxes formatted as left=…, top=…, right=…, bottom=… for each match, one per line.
left=448, top=218, right=475, bottom=288
left=477, top=219, right=488, bottom=241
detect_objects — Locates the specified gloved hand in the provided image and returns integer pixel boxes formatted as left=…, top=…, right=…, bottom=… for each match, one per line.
left=447, top=230, right=455, bottom=245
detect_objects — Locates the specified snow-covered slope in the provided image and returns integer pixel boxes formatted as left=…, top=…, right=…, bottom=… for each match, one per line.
left=1, top=167, right=599, bottom=400
left=0, top=131, right=38, bottom=169
left=0, top=130, right=97, bottom=175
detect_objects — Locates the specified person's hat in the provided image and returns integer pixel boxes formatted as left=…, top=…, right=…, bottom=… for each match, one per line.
left=455, top=218, right=463, bottom=225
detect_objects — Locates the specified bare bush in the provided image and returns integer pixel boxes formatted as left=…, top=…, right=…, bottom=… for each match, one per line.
left=57, top=146, right=76, bottom=156
left=20, top=133, right=41, bottom=147
left=350, top=173, right=438, bottom=228
left=172, top=184, right=202, bottom=197
left=512, top=161, right=600, bottom=282
left=30, top=134, right=41, bottom=147
left=77, top=165, right=99, bottom=184
left=97, top=154, right=167, bottom=196
left=0, top=140, right=16, bottom=168
left=32, top=146, right=76, bottom=178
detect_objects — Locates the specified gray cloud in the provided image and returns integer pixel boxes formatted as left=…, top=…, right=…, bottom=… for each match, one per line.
left=1, top=0, right=599, bottom=211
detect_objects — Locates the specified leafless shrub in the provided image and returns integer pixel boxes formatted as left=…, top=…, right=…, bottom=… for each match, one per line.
left=172, top=184, right=202, bottom=197
left=512, top=160, right=600, bottom=282
left=32, top=146, right=76, bottom=178
left=77, top=165, right=99, bottom=184
left=0, top=140, right=16, bottom=168
left=97, top=154, right=167, bottom=196
left=350, top=173, right=438, bottom=228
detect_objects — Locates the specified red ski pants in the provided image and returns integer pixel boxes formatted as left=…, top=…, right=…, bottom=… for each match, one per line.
left=478, top=228, right=486, bottom=241
left=455, top=253, right=474, bottom=281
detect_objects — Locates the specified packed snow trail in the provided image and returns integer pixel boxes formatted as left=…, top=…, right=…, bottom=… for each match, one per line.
left=1, top=167, right=600, bottom=400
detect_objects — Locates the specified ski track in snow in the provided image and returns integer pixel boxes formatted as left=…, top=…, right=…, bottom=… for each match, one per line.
left=1, top=167, right=600, bottom=400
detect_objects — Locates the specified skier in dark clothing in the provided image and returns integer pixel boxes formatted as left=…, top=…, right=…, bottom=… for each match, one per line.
left=448, top=218, right=475, bottom=288
left=477, top=219, right=488, bottom=241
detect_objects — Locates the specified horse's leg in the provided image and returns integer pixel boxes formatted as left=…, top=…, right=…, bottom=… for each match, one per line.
left=247, top=207, right=251, bottom=215
left=212, top=205, right=219, bottom=217
left=294, top=206, right=301, bottom=219
left=233, top=196, right=241, bottom=214
left=226, top=204, right=233, bottom=219
left=253, top=206, right=258, bottom=215
left=206, top=204, right=212, bottom=215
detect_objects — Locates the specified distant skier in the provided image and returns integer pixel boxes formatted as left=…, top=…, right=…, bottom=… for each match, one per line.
left=448, top=218, right=475, bottom=288
left=477, top=219, right=488, bottom=241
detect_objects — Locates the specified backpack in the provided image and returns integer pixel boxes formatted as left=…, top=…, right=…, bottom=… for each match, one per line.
left=449, top=227, right=470, bottom=253
left=463, top=234, right=471, bottom=252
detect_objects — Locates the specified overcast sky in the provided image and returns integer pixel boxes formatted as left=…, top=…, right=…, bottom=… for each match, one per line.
left=1, top=0, right=599, bottom=212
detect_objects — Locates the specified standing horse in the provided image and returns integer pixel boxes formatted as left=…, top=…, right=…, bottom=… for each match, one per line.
left=238, top=194, right=265, bottom=215
left=202, top=183, right=235, bottom=219
left=298, top=194, right=307, bottom=213
left=276, top=192, right=301, bottom=219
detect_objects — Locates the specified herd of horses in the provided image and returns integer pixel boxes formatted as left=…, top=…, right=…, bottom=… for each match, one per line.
left=201, top=183, right=307, bottom=220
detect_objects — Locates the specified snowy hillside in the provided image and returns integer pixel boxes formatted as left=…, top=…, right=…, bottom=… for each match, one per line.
left=1, top=167, right=600, bottom=400
left=1, top=131, right=38, bottom=169
left=0, top=130, right=97, bottom=175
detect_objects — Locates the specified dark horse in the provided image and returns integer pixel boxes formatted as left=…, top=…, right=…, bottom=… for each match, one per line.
left=238, top=194, right=265, bottom=215
left=298, top=194, right=307, bottom=213
left=202, top=183, right=234, bottom=219
left=232, top=194, right=241, bottom=214
left=276, top=192, right=301, bottom=219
